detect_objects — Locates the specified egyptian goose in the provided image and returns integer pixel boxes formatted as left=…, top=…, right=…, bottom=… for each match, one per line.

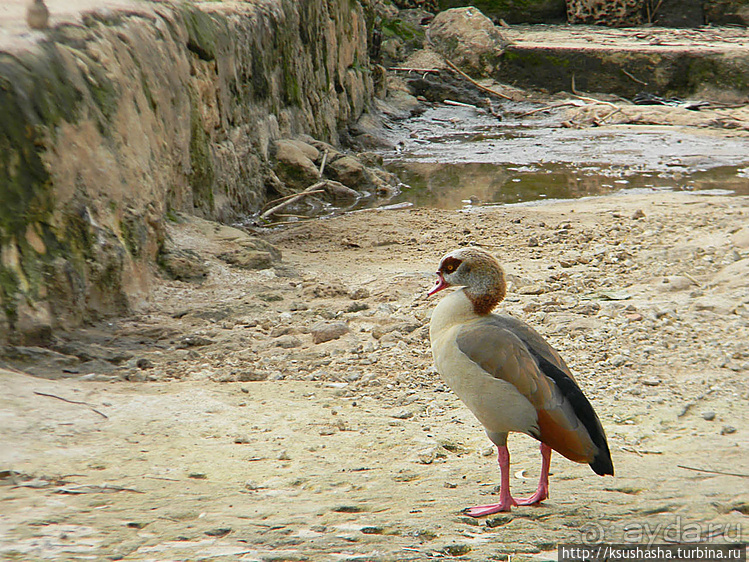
left=428, top=248, right=613, bottom=515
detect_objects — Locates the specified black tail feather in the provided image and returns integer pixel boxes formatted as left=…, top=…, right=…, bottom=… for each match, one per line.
left=532, top=353, right=614, bottom=477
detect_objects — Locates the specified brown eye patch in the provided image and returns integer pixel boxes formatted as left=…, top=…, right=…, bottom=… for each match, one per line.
left=441, top=257, right=462, bottom=274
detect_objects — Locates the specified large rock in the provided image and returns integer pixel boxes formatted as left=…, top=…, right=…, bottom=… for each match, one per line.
left=427, top=7, right=508, bottom=77
left=273, top=140, right=322, bottom=190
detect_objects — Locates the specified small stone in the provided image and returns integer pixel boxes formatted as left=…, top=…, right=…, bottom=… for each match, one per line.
left=701, top=411, right=716, bottom=421
left=275, top=335, right=302, bottom=349
left=444, top=482, right=457, bottom=489
left=640, top=377, right=661, bottom=386
left=135, top=358, right=153, bottom=370
left=720, top=425, right=737, bottom=435
left=661, top=276, right=694, bottom=292
left=346, top=301, right=369, bottom=313
left=349, top=287, right=370, bottom=300
left=442, top=544, right=471, bottom=556
left=218, top=249, right=274, bottom=270
left=244, top=480, right=261, bottom=491
left=573, top=302, right=600, bottom=315
left=518, top=284, right=545, bottom=295
left=237, top=371, right=268, bottom=382
left=234, top=435, right=252, bottom=444
left=278, top=451, right=291, bottom=460
left=610, top=355, right=628, bottom=367
left=528, top=237, right=539, bottom=247
left=311, top=321, right=349, bottom=344
left=176, top=335, right=214, bottom=349
left=632, top=209, right=646, bottom=220
left=392, top=409, right=414, bottom=420
left=417, top=449, right=437, bottom=464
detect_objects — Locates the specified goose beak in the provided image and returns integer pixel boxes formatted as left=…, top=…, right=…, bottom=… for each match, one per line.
left=428, top=272, right=448, bottom=296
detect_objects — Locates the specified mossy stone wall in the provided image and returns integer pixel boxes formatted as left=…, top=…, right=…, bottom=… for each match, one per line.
left=0, top=0, right=372, bottom=343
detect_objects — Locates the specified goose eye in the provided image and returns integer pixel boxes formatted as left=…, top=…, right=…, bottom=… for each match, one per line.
left=441, top=257, right=461, bottom=274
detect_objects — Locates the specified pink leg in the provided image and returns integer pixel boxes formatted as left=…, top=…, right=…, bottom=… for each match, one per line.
left=515, top=443, right=551, bottom=506
left=464, top=445, right=517, bottom=517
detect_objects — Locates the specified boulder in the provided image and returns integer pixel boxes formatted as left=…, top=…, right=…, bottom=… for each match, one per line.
left=273, top=139, right=321, bottom=190
left=327, top=156, right=367, bottom=188
left=427, top=7, right=508, bottom=77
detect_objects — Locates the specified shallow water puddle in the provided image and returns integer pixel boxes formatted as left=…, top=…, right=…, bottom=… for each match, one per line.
left=380, top=104, right=749, bottom=209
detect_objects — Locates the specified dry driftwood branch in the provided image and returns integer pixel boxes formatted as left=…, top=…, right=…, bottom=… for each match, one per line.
left=260, top=181, right=327, bottom=221
left=444, top=99, right=478, bottom=109
left=573, top=94, right=620, bottom=109
left=518, top=101, right=584, bottom=117
left=389, top=67, right=441, bottom=74
left=621, top=68, right=648, bottom=86
left=33, top=391, right=109, bottom=419
left=677, top=464, right=749, bottom=478
left=441, top=57, right=513, bottom=101
left=318, top=150, right=328, bottom=178
left=260, top=189, right=326, bottom=214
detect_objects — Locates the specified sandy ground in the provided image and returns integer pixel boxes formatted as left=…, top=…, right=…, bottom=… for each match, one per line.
left=2, top=190, right=748, bottom=561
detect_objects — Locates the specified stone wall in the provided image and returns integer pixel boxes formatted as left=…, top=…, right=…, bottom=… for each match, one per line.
left=0, top=0, right=373, bottom=343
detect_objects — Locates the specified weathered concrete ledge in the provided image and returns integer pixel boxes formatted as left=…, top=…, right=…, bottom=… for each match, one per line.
left=496, top=26, right=749, bottom=98
left=0, top=0, right=373, bottom=343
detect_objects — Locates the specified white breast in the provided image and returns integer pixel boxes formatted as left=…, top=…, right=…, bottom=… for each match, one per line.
left=430, top=290, right=538, bottom=439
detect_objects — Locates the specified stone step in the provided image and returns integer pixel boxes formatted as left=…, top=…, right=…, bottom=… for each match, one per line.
left=495, top=25, right=749, bottom=98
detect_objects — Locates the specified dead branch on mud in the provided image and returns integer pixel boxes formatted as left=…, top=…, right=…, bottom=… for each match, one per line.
left=33, top=390, right=109, bottom=420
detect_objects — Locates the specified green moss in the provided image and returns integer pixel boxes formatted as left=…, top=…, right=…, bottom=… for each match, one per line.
left=0, top=266, right=20, bottom=323
left=188, top=91, right=215, bottom=214
left=181, top=5, right=220, bottom=61
left=0, top=55, right=65, bottom=247
left=120, top=212, right=147, bottom=258
left=381, top=18, right=425, bottom=51
left=686, top=55, right=749, bottom=93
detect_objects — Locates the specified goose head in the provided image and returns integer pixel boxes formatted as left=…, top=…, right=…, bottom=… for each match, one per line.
left=428, top=247, right=507, bottom=315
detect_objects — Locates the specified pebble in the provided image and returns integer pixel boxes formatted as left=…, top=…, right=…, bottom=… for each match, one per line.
left=720, top=425, right=737, bottom=435
left=701, top=411, right=716, bottom=421
left=610, top=354, right=628, bottom=367
left=391, top=409, right=414, bottom=419
left=275, top=335, right=302, bottom=349
left=311, top=321, right=349, bottom=344
left=661, top=276, right=694, bottom=292
left=518, top=284, right=545, bottom=295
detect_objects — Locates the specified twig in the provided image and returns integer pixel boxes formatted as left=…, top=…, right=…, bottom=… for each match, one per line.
left=621, top=68, right=648, bottom=86
left=620, top=445, right=662, bottom=456
left=444, top=99, right=478, bottom=109
left=260, top=190, right=325, bottom=213
left=441, top=57, right=512, bottom=100
left=596, top=107, right=623, bottom=125
left=388, top=67, right=441, bottom=74
left=318, top=150, right=328, bottom=178
left=519, top=101, right=582, bottom=117
left=682, top=272, right=701, bottom=287
left=33, top=391, right=109, bottom=419
left=572, top=94, right=619, bottom=109
left=677, top=465, right=749, bottom=478
left=143, top=475, right=182, bottom=482
left=260, top=181, right=327, bottom=221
